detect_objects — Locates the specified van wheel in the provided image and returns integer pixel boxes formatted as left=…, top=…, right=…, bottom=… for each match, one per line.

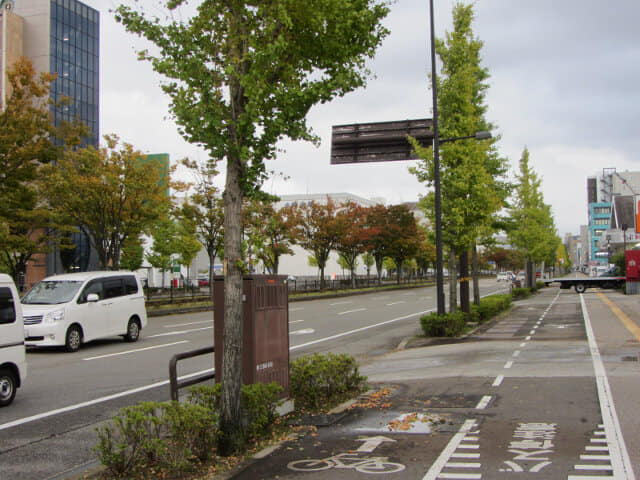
left=124, top=318, right=140, bottom=342
left=574, top=283, right=586, bottom=294
left=0, top=368, right=17, bottom=407
left=65, top=325, right=82, bottom=352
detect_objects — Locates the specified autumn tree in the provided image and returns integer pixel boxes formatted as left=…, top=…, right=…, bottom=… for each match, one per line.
left=410, top=2, right=508, bottom=314
left=120, top=235, right=145, bottom=272
left=383, top=205, right=421, bottom=284
left=365, top=204, right=390, bottom=284
left=507, top=147, right=558, bottom=287
left=0, top=57, right=82, bottom=282
left=335, top=203, right=370, bottom=288
left=245, top=200, right=299, bottom=275
left=295, top=199, right=344, bottom=290
left=42, top=135, right=170, bottom=270
left=115, top=0, right=389, bottom=453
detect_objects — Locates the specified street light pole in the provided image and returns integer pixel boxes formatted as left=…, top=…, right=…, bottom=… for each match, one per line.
left=429, top=0, right=445, bottom=315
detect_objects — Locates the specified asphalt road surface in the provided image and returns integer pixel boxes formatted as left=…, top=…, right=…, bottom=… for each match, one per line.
left=5, top=280, right=639, bottom=479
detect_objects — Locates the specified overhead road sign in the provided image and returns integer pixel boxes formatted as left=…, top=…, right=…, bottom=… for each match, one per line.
left=330, top=118, right=434, bottom=164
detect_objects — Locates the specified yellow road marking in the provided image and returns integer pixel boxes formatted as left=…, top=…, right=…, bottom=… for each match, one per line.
left=597, top=292, right=640, bottom=342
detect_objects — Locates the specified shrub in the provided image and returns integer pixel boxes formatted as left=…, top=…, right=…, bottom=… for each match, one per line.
left=420, top=311, right=467, bottom=337
left=188, top=382, right=283, bottom=442
left=477, top=294, right=512, bottom=322
left=536, top=280, right=546, bottom=290
left=511, top=287, right=532, bottom=299
left=94, top=401, right=217, bottom=477
left=290, top=353, right=367, bottom=412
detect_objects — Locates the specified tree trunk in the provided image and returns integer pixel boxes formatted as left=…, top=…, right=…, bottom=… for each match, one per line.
left=208, top=250, right=216, bottom=292
left=459, top=251, right=470, bottom=318
left=319, top=263, right=326, bottom=290
left=472, top=243, right=480, bottom=306
left=219, top=152, right=245, bottom=455
left=448, top=248, right=457, bottom=313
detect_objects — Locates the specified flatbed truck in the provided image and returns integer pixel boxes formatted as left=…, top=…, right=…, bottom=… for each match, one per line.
left=544, top=270, right=625, bottom=293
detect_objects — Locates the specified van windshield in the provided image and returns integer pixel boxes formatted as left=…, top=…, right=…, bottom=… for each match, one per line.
left=22, top=280, right=83, bottom=305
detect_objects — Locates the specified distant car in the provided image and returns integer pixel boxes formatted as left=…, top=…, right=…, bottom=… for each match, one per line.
left=286, top=275, right=296, bottom=282
left=496, top=271, right=511, bottom=281
left=197, top=275, right=210, bottom=287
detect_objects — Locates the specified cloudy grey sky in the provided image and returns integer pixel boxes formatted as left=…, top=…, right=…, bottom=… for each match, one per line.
left=89, top=0, right=640, bottom=237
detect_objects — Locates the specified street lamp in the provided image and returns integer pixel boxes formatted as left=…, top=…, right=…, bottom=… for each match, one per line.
left=429, top=0, right=492, bottom=315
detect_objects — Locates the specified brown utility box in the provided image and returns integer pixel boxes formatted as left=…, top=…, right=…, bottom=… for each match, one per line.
left=213, top=275, right=289, bottom=395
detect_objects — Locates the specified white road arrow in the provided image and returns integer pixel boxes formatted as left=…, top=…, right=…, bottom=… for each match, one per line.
left=356, top=436, right=396, bottom=453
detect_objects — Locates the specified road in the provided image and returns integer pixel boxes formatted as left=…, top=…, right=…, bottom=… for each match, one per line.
left=4, top=280, right=639, bottom=479
left=234, top=286, right=640, bottom=479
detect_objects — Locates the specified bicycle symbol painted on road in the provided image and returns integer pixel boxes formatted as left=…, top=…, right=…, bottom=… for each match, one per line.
left=288, top=452, right=405, bottom=474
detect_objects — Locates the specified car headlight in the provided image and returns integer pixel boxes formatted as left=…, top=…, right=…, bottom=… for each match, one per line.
left=44, top=309, right=65, bottom=323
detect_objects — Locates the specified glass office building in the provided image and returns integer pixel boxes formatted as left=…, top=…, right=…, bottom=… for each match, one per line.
left=9, top=0, right=100, bottom=280
left=49, top=0, right=99, bottom=146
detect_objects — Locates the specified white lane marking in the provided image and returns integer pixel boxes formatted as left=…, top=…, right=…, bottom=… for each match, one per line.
left=580, top=293, right=636, bottom=479
left=513, top=350, right=521, bottom=357
left=520, top=342, right=526, bottom=347
left=585, top=446, right=609, bottom=451
left=451, top=453, right=479, bottom=459
left=492, top=375, right=504, bottom=387
left=422, top=420, right=478, bottom=480
left=568, top=476, right=615, bottom=480
left=525, top=335, right=532, bottom=341
left=147, top=326, right=213, bottom=338
left=580, top=455, right=611, bottom=460
left=386, top=301, right=406, bottom=306
left=330, top=301, right=352, bottom=306
left=475, top=395, right=492, bottom=410
left=289, top=307, right=304, bottom=312
left=337, top=308, right=366, bottom=315
left=290, top=328, right=314, bottom=335
left=574, top=465, right=613, bottom=470
left=83, top=341, right=189, bottom=361
left=289, top=320, right=304, bottom=325
left=504, top=360, right=513, bottom=369
left=0, top=368, right=214, bottom=432
left=457, top=444, right=479, bottom=449
left=291, top=309, right=433, bottom=351
left=444, top=462, right=481, bottom=468
left=529, top=329, right=535, bottom=335
left=164, top=320, right=211, bottom=328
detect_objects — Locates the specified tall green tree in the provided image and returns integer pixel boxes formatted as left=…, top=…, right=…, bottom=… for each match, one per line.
left=146, top=216, right=179, bottom=288
left=42, top=135, right=170, bottom=270
left=410, top=2, right=508, bottom=314
left=507, top=147, right=558, bottom=287
left=180, top=159, right=224, bottom=287
left=115, top=0, right=389, bottom=453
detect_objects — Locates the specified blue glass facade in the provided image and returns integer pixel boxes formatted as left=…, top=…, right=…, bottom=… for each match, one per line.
left=49, top=0, right=99, bottom=147
left=589, top=202, right=611, bottom=264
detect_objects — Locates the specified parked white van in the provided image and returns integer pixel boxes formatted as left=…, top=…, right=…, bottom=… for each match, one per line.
left=0, top=274, right=27, bottom=407
left=22, top=271, right=147, bottom=352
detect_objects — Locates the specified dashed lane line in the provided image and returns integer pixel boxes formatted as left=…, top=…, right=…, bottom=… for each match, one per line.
left=421, top=420, right=479, bottom=480
left=83, top=341, right=189, bottom=361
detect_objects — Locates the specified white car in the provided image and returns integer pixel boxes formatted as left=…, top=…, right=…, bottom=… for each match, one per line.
left=496, top=271, right=510, bottom=281
left=0, top=274, right=27, bottom=406
left=22, top=271, right=147, bottom=352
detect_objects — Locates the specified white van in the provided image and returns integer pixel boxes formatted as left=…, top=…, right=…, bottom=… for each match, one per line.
left=22, top=271, right=147, bottom=352
left=0, top=274, right=27, bottom=407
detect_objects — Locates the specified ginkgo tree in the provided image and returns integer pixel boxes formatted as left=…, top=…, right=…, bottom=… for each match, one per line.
left=115, top=0, right=390, bottom=454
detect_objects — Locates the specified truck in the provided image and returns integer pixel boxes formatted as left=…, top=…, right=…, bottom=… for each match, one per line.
left=544, top=268, right=625, bottom=293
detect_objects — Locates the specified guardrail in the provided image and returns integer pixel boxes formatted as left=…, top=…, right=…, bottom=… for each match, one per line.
left=169, top=346, right=215, bottom=401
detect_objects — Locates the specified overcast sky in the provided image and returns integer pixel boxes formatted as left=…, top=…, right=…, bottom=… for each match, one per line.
left=89, top=0, right=640, bottom=237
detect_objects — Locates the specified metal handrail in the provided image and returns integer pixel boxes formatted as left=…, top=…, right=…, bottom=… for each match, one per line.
left=169, top=346, right=215, bottom=401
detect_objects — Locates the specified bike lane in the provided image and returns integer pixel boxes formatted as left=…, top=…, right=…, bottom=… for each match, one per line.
left=232, top=288, right=625, bottom=479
